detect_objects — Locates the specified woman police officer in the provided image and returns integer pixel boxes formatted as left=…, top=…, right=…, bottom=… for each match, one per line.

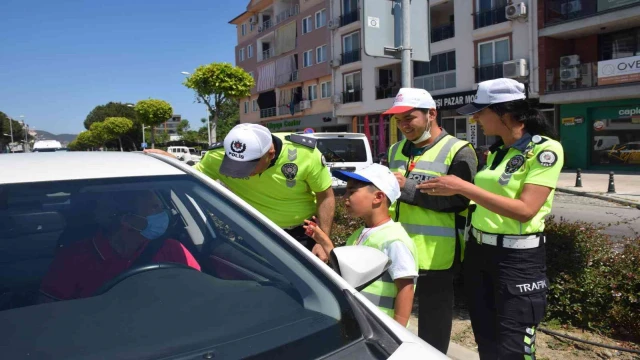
left=416, top=78, right=564, bottom=360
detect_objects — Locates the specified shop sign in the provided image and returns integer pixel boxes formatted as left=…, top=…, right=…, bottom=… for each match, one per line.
left=598, top=0, right=640, bottom=11
left=598, top=54, right=640, bottom=86
left=574, top=117, right=584, bottom=124
left=562, top=117, right=576, bottom=126
left=432, top=91, right=477, bottom=110
left=264, top=119, right=301, bottom=131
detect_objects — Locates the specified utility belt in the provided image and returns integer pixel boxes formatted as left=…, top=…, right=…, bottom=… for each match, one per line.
left=464, top=205, right=545, bottom=250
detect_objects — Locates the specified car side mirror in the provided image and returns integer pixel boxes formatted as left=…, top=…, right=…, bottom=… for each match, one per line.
left=329, top=246, right=391, bottom=291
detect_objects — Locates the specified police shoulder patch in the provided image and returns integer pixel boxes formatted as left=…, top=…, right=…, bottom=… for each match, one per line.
left=208, top=141, right=224, bottom=150
left=537, top=150, right=558, bottom=167
left=287, top=134, right=317, bottom=149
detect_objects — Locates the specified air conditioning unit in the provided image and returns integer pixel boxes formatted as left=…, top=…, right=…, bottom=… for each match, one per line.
left=331, top=94, right=342, bottom=104
left=300, top=100, right=311, bottom=110
left=503, top=59, right=528, bottom=78
left=561, top=0, right=582, bottom=15
left=249, top=16, right=257, bottom=24
left=328, top=19, right=339, bottom=30
left=560, top=67, right=581, bottom=81
left=505, top=2, right=527, bottom=20
left=560, top=55, right=580, bottom=67
left=329, top=59, right=341, bottom=68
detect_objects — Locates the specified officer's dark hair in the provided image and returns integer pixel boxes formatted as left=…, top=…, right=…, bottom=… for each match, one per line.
left=488, top=100, right=557, bottom=139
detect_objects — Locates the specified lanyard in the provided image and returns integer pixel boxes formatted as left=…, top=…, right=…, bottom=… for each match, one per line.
left=355, top=218, right=392, bottom=246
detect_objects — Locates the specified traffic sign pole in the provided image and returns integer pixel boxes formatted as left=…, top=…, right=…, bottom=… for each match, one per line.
left=401, top=0, right=411, bottom=88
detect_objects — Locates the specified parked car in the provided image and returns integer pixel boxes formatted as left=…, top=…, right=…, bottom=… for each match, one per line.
left=0, top=152, right=446, bottom=359
left=297, top=132, right=374, bottom=194
left=167, top=146, right=201, bottom=165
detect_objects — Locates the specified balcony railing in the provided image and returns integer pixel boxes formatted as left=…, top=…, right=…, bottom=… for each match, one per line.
left=258, top=19, right=273, bottom=33
left=275, top=5, right=299, bottom=25
left=340, top=9, right=360, bottom=27
left=260, top=107, right=277, bottom=119
left=544, top=0, right=596, bottom=26
left=342, top=89, right=362, bottom=103
left=473, top=3, right=508, bottom=29
left=375, top=85, right=400, bottom=100
left=278, top=103, right=301, bottom=116
left=431, top=23, right=455, bottom=43
left=341, top=48, right=361, bottom=65
left=275, top=70, right=299, bottom=86
left=545, top=62, right=599, bottom=93
left=475, top=62, right=504, bottom=83
left=259, top=48, right=275, bottom=62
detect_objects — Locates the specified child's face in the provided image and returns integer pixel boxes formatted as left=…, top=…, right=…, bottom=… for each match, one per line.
left=344, top=180, right=385, bottom=217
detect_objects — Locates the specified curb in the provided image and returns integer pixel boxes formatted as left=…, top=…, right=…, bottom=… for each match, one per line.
left=447, top=342, right=480, bottom=360
left=556, top=187, right=640, bottom=210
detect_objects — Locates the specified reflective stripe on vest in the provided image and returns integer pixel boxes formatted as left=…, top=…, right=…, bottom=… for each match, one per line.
left=388, top=135, right=471, bottom=270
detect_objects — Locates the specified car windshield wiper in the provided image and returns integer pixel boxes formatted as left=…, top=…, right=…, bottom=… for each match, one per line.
left=323, top=147, right=346, bottom=162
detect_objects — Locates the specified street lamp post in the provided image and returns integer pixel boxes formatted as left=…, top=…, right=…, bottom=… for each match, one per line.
left=19, top=115, right=28, bottom=152
left=181, top=71, right=211, bottom=145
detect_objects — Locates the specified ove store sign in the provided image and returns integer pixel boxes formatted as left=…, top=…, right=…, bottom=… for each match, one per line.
left=598, top=55, right=640, bottom=85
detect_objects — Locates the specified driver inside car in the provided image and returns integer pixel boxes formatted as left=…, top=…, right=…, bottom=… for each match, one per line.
left=39, top=190, right=201, bottom=302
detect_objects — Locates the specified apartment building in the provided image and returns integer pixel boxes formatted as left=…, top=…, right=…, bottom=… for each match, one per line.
left=538, top=0, right=640, bottom=170
left=230, top=0, right=349, bottom=132
left=155, top=114, right=182, bottom=141
left=329, top=0, right=545, bottom=156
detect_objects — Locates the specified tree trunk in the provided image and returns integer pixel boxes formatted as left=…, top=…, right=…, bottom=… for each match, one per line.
left=151, top=126, right=156, bottom=149
left=211, top=112, right=217, bottom=144
left=118, top=137, right=123, bottom=152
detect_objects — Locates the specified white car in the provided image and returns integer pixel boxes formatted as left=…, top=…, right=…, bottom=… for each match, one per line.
left=0, top=152, right=446, bottom=359
left=167, top=146, right=202, bottom=165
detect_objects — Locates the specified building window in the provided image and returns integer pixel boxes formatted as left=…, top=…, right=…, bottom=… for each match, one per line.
left=476, top=38, right=509, bottom=82
left=474, top=0, right=508, bottom=30
left=308, top=84, right=318, bottom=101
left=239, top=48, right=245, bottom=62
left=315, top=9, right=326, bottom=29
left=241, top=24, right=247, bottom=36
left=321, top=81, right=332, bottom=98
left=247, top=45, right=253, bottom=58
left=302, top=16, right=312, bottom=34
left=600, top=28, right=640, bottom=61
left=248, top=71, right=254, bottom=81
left=250, top=22, right=254, bottom=32
left=414, top=51, right=456, bottom=92
left=244, top=101, right=249, bottom=114
left=316, top=45, right=327, bottom=63
left=343, top=72, right=362, bottom=103
left=303, top=50, right=313, bottom=67
left=252, top=100, right=258, bottom=112
left=342, top=31, right=361, bottom=65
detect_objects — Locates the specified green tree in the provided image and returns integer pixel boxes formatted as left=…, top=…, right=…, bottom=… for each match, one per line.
left=89, top=122, right=112, bottom=149
left=103, top=117, right=134, bottom=152
left=182, top=63, right=254, bottom=143
left=0, top=111, right=28, bottom=151
left=134, top=99, right=173, bottom=149
left=72, top=131, right=99, bottom=150
left=83, top=102, right=141, bottom=150
left=181, top=130, right=201, bottom=143
left=177, top=119, right=190, bottom=135
left=216, top=98, right=240, bottom=140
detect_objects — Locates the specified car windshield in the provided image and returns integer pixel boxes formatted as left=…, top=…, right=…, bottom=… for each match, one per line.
left=0, top=175, right=361, bottom=358
left=316, top=138, right=367, bottom=162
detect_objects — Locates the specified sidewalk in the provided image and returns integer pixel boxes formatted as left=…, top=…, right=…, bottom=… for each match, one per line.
left=407, top=315, right=479, bottom=360
left=557, top=170, right=640, bottom=209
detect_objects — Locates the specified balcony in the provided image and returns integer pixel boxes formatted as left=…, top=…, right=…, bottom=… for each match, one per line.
left=275, top=5, right=299, bottom=25
left=431, top=23, right=455, bottom=43
left=342, top=89, right=362, bottom=103
left=376, top=85, right=400, bottom=100
left=541, top=1, right=640, bottom=39
left=276, top=70, right=299, bottom=86
left=341, top=48, right=361, bottom=65
left=259, top=48, right=275, bottom=62
left=475, top=62, right=504, bottom=83
left=340, top=9, right=360, bottom=27
left=473, top=4, right=508, bottom=30
left=258, top=19, right=273, bottom=33
left=278, top=103, right=301, bottom=116
left=545, top=62, right=598, bottom=93
left=260, top=107, right=277, bottom=119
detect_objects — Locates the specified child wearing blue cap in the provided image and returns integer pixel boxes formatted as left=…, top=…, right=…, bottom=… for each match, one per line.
left=304, top=164, right=418, bottom=326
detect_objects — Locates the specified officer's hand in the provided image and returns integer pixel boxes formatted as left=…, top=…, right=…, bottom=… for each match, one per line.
left=144, top=148, right=177, bottom=159
left=312, top=244, right=329, bottom=263
left=393, top=172, right=407, bottom=189
left=416, top=175, right=467, bottom=196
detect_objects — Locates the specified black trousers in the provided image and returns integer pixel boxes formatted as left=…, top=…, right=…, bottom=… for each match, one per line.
left=416, top=268, right=455, bottom=354
left=284, top=225, right=315, bottom=251
left=464, top=235, right=548, bottom=360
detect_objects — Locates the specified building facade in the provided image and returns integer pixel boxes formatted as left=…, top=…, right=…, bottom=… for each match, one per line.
left=538, top=0, right=640, bottom=170
left=154, top=114, right=182, bottom=141
left=328, top=0, right=544, bottom=157
left=230, top=0, right=350, bottom=133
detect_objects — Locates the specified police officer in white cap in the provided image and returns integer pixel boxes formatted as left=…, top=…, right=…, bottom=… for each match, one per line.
left=146, top=123, right=335, bottom=261
left=383, top=87, right=478, bottom=353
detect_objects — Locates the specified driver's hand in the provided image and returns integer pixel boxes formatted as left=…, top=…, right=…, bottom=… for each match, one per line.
left=144, top=149, right=176, bottom=159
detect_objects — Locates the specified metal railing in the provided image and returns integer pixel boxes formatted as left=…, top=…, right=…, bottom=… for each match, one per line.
left=275, top=5, right=300, bottom=25
left=260, top=107, right=277, bottom=118
left=258, top=19, right=273, bottom=33
left=342, top=89, right=362, bottom=103
left=276, top=70, right=299, bottom=86
left=259, top=48, right=275, bottom=62
left=545, top=62, right=600, bottom=93
left=341, top=48, right=361, bottom=65
left=544, top=0, right=596, bottom=26
left=375, top=86, right=400, bottom=100
left=473, top=3, right=508, bottom=29
left=475, top=62, right=504, bottom=82
left=340, top=9, right=360, bottom=27
left=278, top=103, right=301, bottom=116
left=431, top=23, right=455, bottom=43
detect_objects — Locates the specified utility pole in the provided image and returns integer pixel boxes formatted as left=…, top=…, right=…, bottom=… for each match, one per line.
left=9, top=117, right=14, bottom=152
left=401, top=0, right=411, bottom=88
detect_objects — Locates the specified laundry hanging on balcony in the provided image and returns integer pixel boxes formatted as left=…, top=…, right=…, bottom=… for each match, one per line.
left=275, top=21, right=297, bottom=55
left=275, top=55, right=297, bottom=86
left=257, top=62, right=276, bottom=92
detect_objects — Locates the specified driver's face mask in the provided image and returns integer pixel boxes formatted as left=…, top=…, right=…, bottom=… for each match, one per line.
left=123, top=210, right=170, bottom=240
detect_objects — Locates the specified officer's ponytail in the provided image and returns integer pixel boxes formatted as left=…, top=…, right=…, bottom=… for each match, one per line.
left=488, top=100, right=557, bottom=139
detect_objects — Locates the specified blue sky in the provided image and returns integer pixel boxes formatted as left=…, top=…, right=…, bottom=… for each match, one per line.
left=0, top=0, right=245, bottom=134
